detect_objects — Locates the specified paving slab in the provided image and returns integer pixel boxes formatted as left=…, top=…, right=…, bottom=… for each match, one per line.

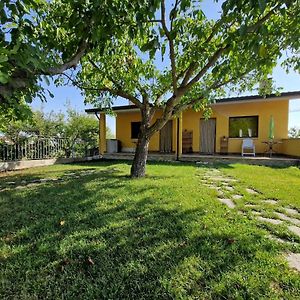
left=262, top=199, right=278, bottom=205
left=206, top=176, right=236, bottom=182
left=225, top=186, right=234, bottom=191
left=217, top=198, right=235, bottom=209
left=288, top=225, right=300, bottom=237
left=246, top=188, right=259, bottom=195
left=275, top=212, right=300, bottom=226
left=267, top=235, right=291, bottom=244
left=257, top=216, right=283, bottom=225
left=232, top=194, right=243, bottom=200
left=217, top=190, right=225, bottom=197
left=284, top=208, right=299, bottom=216
left=285, top=253, right=300, bottom=272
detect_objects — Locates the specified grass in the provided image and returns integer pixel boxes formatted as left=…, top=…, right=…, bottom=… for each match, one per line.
left=1, top=161, right=300, bottom=299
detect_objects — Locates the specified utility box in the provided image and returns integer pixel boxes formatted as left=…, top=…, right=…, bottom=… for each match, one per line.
left=106, top=139, right=119, bottom=153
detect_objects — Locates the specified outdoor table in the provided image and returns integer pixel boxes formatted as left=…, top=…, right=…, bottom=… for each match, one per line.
left=262, top=140, right=282, bottom=157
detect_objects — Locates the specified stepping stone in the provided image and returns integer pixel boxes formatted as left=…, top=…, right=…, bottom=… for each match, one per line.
left=257, top=216, right=283, bottom=225
left=50, top=178, right=60, bottom=182
left=7, top=182, right=16, bottom=185
left=208, top=186, right=219, bottom=191
left=232, top=194, right=243, bottom=200
left=40, top=178, right=51, bottom=183
left=217, top=198, right=235, bottom=209
left=288, top=226, right=300, bottom=237
left=207, top=177, right=234, bottom=182
left=246, top=188, right=259, bottom=195
left=285, top=253, right=300, bottom=272
left=275, top=212, right=300, bottom=226
left=31, top=179, right=41, bottom=183
left=222, top=178, right=237, bottom=182
left=263, top=200, right=278, bottom=205
left=217, top=190, right=225, bottom=197
left=284, top=208, right=299, bottom=216
left=26, top=183, right=39, bottom=188
left=225, top=186, right=234, bottom=191
left=15, top=185, right=26, bottom=190
left=267, top=235, right=291, bottom=244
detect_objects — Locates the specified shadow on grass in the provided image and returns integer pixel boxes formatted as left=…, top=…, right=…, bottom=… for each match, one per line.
left=0, top=163, right=299, bottom=299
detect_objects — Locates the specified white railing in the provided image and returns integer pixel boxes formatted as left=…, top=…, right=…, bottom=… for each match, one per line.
left=0, top=137, right=70, bottom=161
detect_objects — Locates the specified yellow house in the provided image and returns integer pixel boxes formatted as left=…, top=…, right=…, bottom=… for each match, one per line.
left=86, top=91, right=300, bottom=159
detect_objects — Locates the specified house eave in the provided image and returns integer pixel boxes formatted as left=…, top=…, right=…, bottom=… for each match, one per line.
left=85, top=91, right=300, bottom=113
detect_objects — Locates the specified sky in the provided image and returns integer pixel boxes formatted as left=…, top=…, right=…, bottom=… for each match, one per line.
left=31, top=0, right=300, bottom=134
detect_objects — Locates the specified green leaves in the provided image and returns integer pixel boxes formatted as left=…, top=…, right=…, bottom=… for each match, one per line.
left=258, top=0, right=267, bottom=13
left=0, top=71, right=10, bottom=84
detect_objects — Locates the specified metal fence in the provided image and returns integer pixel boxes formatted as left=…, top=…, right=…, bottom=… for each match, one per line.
left=0, top=137, right=73, bottom=161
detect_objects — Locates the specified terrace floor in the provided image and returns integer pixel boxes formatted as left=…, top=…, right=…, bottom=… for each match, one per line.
left=102, top=152, right=300, bottom=167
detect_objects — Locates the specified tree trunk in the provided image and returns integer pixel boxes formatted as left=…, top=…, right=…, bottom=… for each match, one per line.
left=130, top=134, right=150, bottom=178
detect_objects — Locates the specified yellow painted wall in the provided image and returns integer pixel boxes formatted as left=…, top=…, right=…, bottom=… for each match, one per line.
left=116, top=110, right=177, bottom=152
left=216, top=99, right=288, bottom=153
left=115, top=99, right=290, bottom=154
left=281, top=139, right=300, bottom=157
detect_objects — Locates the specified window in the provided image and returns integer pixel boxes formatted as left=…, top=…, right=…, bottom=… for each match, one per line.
left=131, top=122, right=141, bottom=139
left=229, top=116, right=259, bottom=138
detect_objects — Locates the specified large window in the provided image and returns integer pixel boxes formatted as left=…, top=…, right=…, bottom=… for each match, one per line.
left=229, top=116, right=259, bottom=138
left=131, top=122, right=141, bottom=139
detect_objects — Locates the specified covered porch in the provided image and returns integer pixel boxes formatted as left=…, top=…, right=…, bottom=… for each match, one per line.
left=94, top=110, right=300, bottom=163
left=100, top=151, right=300, bottom=167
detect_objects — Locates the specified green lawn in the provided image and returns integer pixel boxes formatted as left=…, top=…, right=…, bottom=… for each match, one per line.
left=1, top=161, right=300, bottom=299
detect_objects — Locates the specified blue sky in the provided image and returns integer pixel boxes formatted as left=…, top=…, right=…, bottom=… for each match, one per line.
left=31, top=0, right=300, bottom=134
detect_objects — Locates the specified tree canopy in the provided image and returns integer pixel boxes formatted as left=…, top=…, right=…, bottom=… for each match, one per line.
left=0, top=106, right=114, bottom=156
left=0, top=0, right=159, bottom=118
left=68, top=0, right=300, bottom=176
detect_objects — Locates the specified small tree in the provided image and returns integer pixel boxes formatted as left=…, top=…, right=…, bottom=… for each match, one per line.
left=71, top=0, right=299, bottom=177
left=289, top=127, right=300, bottom=138
left=1, top=107, right=114, bottom=157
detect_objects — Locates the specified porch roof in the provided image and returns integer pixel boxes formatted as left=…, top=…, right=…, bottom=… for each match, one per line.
left=85, top=90, right=300, bottom=114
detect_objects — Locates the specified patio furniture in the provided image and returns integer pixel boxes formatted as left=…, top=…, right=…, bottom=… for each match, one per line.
left=262, top=140, right=282, bottom=157
left=241, top=138, right=255, bottom=156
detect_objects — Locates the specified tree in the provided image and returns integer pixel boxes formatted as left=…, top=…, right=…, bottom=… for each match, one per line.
left=0, top=0, right=158, bottom=119
left=68, top=0, right=300, bottom=177
left=289, top=127, right=300, bottom=138
left=0, top=106, right=113, bottom=157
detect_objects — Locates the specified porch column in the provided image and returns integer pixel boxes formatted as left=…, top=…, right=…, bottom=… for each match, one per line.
left=99, top=113, right=106, bottom=155
left=175, top=113, right=183, bottom=160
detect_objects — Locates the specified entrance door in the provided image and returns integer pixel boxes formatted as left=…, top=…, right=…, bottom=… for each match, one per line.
left=200, top=119, right=216, bottom=154
left=160, top=120, right=173, bottom=153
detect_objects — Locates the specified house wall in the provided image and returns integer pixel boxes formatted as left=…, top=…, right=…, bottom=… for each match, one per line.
left=115, top=99, right=290, bottom=154
left=116, top=110, right=177, bottom=152
left=281, top=139, right=300, bottom=157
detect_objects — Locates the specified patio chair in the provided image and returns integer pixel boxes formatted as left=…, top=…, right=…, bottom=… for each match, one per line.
left=241, top=138, right=255, bottom=157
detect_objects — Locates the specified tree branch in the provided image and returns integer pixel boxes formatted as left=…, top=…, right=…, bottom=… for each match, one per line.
left=181, top=45, right=229, bottom=91
left=62, top=73, right=143, bottom=108
left=44, top=40, right=88, bottom=75
left=161, top=0, right=177, bottom=94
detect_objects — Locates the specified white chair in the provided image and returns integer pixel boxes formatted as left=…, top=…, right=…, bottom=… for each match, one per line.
left=241, top=139, right=255, bottom=156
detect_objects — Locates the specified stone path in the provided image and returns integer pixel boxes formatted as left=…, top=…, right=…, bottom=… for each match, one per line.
left=0, top=169, right=103, bottom=192
left=202, top=168, right=240, bottom=209
left=199, top=166, right=300, bottom=273
left=285, top=253, right=300, bottom=271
